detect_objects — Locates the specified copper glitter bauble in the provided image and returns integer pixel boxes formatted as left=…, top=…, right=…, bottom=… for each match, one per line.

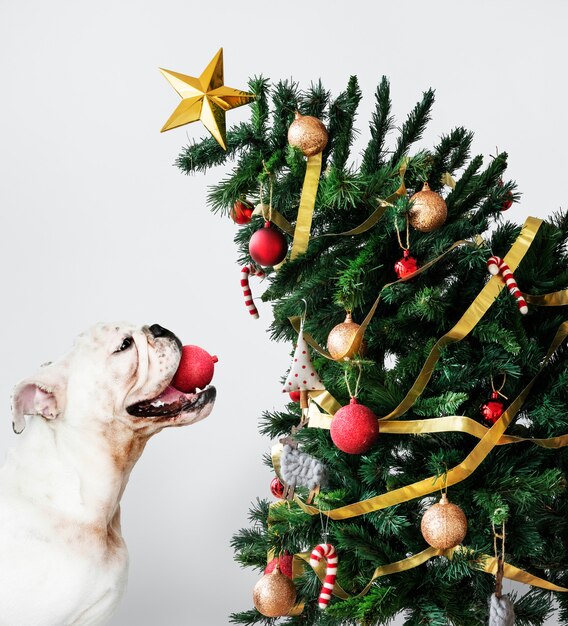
left=420, top=494, right=468, bottom=549
left=409, top=182, right=448, bottom=232
left=270, top=476, right=285, bottom=499
left=253, top=564, right=297, bottom=617
left=327, top=313, right=363, bottom=361
left=481, top=391, right=505, bottom=425
left=287, top=111, right=329, bottom=157
left=394, top=249, right=419, bottom=279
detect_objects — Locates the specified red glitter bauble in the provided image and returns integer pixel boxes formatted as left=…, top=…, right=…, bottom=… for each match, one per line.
left=289, top=391, right=302, bottom=402
left=264, top=553, right=293, bottom=578
left=230, top=199, right=254, bottom=224
left=249, top=222, right=288, bottom=267
left=171, top=345, right=218, bottom=393
left=270, top=477, right=285, bottom=499
left=481, top=391, right=505, bottom=425
left=330, top=397, right=380, bottom=454
left=394, top=249, right=419, bottom=279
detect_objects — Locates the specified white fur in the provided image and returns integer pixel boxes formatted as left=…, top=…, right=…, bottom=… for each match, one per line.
left=0, top=322, right=215, bottom=626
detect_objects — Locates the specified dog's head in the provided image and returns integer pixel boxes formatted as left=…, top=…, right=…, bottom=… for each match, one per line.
left=11, top=322, right=216, bottom=436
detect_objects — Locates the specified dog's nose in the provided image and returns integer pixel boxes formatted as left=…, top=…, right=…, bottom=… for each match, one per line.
left=149, top=324, right=168, bottom=338
left=148, top=324, right=183, bottom=350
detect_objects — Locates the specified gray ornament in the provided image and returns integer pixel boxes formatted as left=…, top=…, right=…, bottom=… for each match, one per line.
left=489, top=593, right=515, bottom=626
left=280, top=444, right=328, bottom=503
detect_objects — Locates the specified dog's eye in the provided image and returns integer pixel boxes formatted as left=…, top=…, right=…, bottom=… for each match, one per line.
left=115, top=337, right=133, bottom=353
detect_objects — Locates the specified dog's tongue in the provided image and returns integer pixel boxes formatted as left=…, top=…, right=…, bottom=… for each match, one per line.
left=171, top=345, right=218, bottom=393
left=155, top=385, right=187, bottom=404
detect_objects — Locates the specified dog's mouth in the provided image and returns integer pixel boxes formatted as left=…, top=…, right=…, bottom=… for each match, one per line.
left=126, top=385, right=216, bottom=421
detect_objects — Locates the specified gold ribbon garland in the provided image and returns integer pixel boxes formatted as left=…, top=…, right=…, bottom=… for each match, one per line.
left=290, top=544, right=568, bottom=608
left=277, top=218, right=568, bottom=522
left=291, top=320, right=567, bottom=520
left=290, top=238, right=478, bottom=360
left=316, top=159, right=409, bottom=239
left=253, top=159, right=413, bottom=250
left=267, top=501, right=568, bottom=616
left=267, top=215, right=567, bottom=611
left=305, top=402, right=568, bottom=449
left=290, top=153, right=323, bottom=260
left=252, top=161, right=477, bottom=261
left=525, top=290, right=568, bottom=306
left=292, top=217, right=543, bottom=375
left=303, top=289, right=567, bottom=419
left=267, top=212, right=568, bottom=611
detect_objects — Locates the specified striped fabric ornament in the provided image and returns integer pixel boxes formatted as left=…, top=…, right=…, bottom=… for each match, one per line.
left=309, top=543, right=338, bottom=609
left=240, top=265, right=265, bottom=319
left=487, top=256, right=528, bottom=314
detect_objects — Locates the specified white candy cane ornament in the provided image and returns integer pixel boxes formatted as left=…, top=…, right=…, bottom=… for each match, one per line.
left=240, top=265, right=265, bottom=319
left=309, top=543, right=338, bottom=609
left=487, top=255, right=528, bottom=314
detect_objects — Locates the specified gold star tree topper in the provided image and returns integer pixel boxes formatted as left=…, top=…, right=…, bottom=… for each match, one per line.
left=160, top=48, right=254, bottom=150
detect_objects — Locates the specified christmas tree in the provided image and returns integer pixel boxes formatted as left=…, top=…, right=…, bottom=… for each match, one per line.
left=174, top=76, right=568, bottom=625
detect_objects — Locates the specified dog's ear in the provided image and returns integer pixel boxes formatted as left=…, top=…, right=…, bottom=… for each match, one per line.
left=11, top=361, right=68, bottom=434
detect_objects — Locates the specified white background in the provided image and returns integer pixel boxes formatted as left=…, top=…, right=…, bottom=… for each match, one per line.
left=1, top=1, right=566, bottom=624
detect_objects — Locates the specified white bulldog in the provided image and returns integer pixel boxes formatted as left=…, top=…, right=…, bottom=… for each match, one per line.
left=0, top=322, right=216, bottom=626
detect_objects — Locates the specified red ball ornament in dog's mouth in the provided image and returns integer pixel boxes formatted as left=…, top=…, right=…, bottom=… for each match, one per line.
left=127, top=343, right=217, bottom=420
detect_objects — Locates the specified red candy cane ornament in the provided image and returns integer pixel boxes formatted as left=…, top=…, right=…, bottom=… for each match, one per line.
left=309, top=543, right=338, bottom=609
left=240, top=265, right=265, bottom=319
left=487, top=255, right=528, bottom=314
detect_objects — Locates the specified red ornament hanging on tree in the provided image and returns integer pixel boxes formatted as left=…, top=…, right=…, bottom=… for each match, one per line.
left=264, top=553, right=294, bottom=578
left=289, top=390, right=302, bottom=402
left=249, top=221, right=288, bottom=267
left=230, top=199, right=254, bottom=224
left=498, top=179, right=514, bottom=211
left=270, top=476, right=285, bottom=499
left=394, top=216, right=418, bottom=279
left=330, top=397, right=379, bottom=454
left=481, top=391, right=505, bottom=425
left=394, top=249, right=419, bottom=279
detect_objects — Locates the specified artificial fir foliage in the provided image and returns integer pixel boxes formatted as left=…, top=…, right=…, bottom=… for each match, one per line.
left=175, top=76, right=568, bottom=625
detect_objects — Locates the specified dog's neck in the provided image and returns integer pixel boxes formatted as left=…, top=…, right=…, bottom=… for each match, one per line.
left=3, top=416, right=148, bottom=528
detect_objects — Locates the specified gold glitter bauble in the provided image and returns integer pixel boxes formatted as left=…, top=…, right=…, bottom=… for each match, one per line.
left=420, top=494, right=468, bottom=549
left=253, top=565, right=297, bottom=617
left=409, top=182, right=448, bottom=232
left=327, top=313, right=364, bottom=361
left=287, top=112, right=329, bottom=156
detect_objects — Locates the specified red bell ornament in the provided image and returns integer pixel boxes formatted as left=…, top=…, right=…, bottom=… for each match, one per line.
left=249, top=221, right=288, bottom=267
left=231, top=199, right=254, bottom=224
left=481, top=391, right=505, bottom=425
left=270, top=477, right=285, bottom=499
left=394, top=249, right=419, bottom=279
